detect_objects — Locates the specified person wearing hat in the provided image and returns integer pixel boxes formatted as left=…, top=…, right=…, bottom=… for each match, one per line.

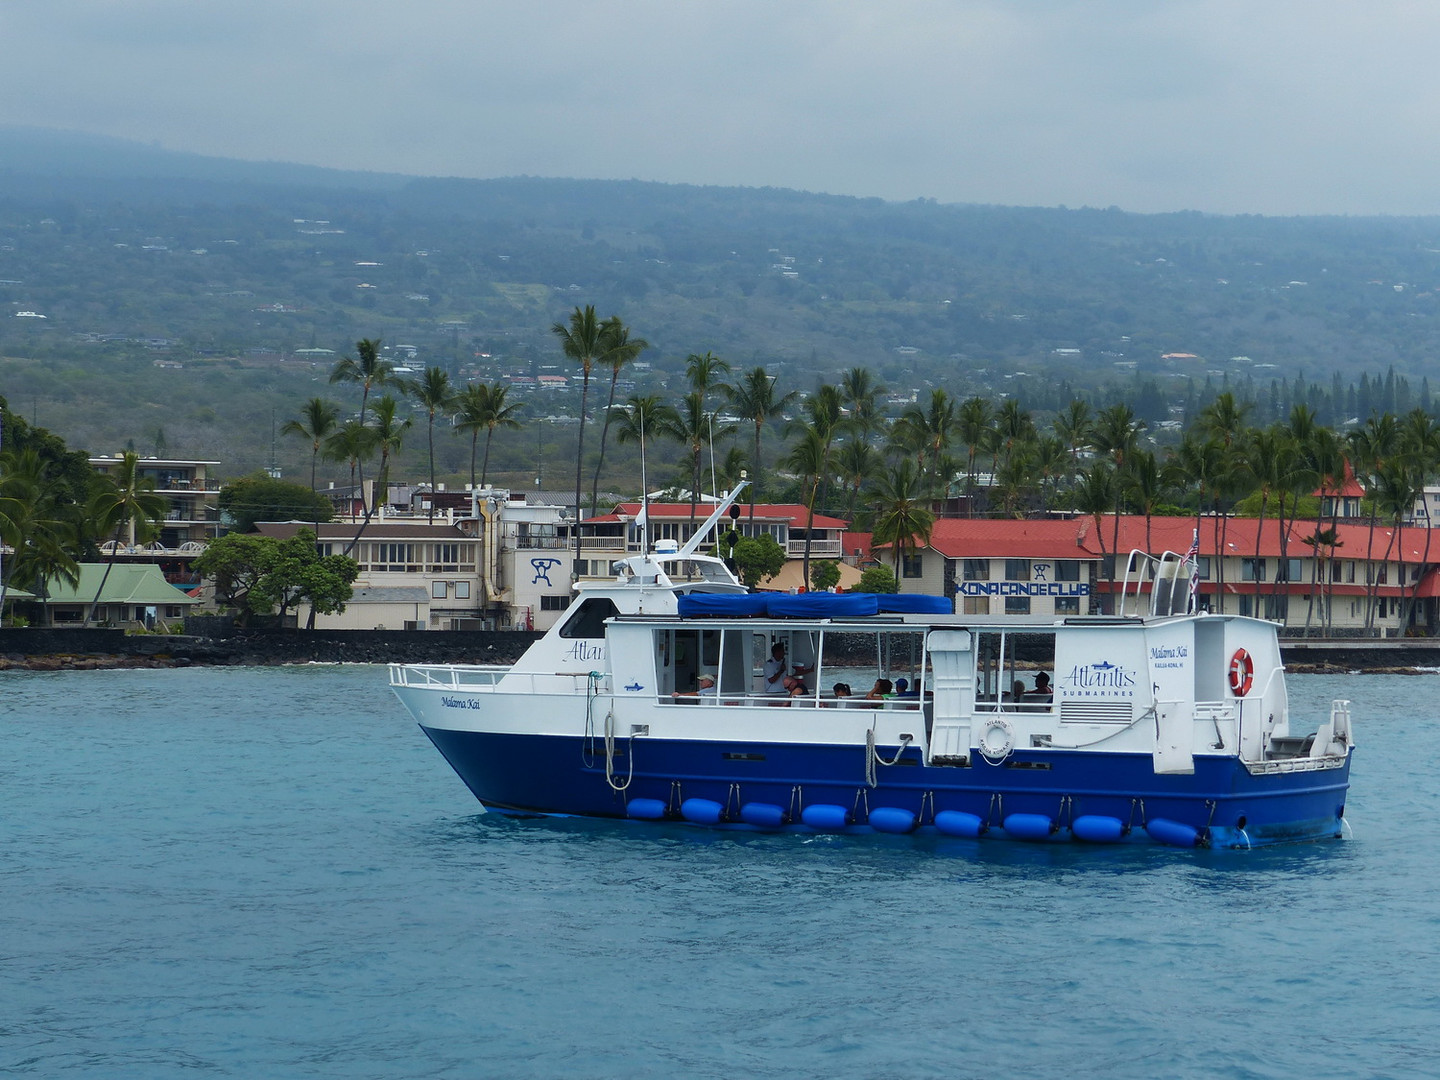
left=671, top=672, right=718, bottom=701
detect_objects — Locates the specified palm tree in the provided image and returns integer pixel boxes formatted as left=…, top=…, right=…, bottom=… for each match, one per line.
left=341, top=395, right=414, bottom=558
left=1053, top=398, right=1093, bottom=476
left=589, top=317, right=650, bottom=515
left=1165, top=433, right=1225, bottom=612
left=840, top=367, right=886, bottom=439
left=1091, top=403, right=1143, bottom=594
left=328, top=338, right=392, bottom=513
left=615, top=395, right=681, bottom=550
left=1125, top=448, right=1167, bottom=556
left=727, top=367, right=796, bottom=521
left=552, top=305, right=607, bottom=559
left=686, top=351, right=732, bottom=405
left=666, top=391, right=737, bottom=534
left=785, top=425, right=830, bottom=589
left=1197, top=391, right=1252, bottom=602
left=454, top=382, right=524, bottom=490
left=281, top=398, right=340, bottom=495
left=85, top=451, right=166, bottom=626
left=957, top=396, right=992, bottom=516
left=1348, top=413, right=1401, bottom=633
left=1372, top=459, right=1418, bottom=636
left=1073, top=461, right=1115, bottom=612
left=871, top=459, right=936, bottom=589
left=834, top=437, right=881, bottom=522
left=406, top=366, right=456, bottom=522
left=324, top=420, right=374, bottom=513
left=1399, top=408, right=1440, bottom=631
left=892, top=388, right=956, bottom=483
left=0, top=448, right=80, bottom=619
left=1033, top=435, right=1069, bottom=514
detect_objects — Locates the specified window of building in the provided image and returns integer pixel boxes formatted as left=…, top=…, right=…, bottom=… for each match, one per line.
left=454, top=581, right=471, bottom=599
left=901, top=553, right=924, bottom=578
left=963, top=559, right=990, bottom=581
left=1241, top=558, right=1266, bottom=582
left=432, top=581, right=448, bottom=599
left=963, top=596, right=990, bottom=615
left=1055, top=596, right=1080, bottom=615
left=1055, top=561, right=1081, bottom=582
left=1277, top=558, right=1302, bottom=582
left=1004, top=596, right=1031, bottom=615
left=1195, top=556, right=1211, bottom=579
left=1004, top=558, right=1030, bottom=581
left=558, top=596, right=618, bottom=634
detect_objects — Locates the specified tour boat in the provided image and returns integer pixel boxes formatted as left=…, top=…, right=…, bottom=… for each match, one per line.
left=390, top=486, right=1352, bottom=848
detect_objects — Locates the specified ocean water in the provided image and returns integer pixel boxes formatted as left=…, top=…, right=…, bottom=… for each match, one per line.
left=2, top=666, right=1436, bottom=1080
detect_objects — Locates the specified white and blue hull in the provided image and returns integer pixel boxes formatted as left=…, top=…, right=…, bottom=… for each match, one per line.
left=413, top=721, right=1349, bottom=848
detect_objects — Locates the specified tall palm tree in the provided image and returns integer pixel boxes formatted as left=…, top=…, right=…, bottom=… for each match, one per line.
left=892, top=388, right=956, bottom=483
left=1091, top=402, right=1143, bottom=594
left=871, top=459, right=936, bottom=589
left=590, top=317, right=650, bottom=516
left=834, top=438, right=881, bottom=522
left=342, top=395, right=414, bottom=558
left=666, top=391, right=737, bottom=534
left=324, top=420, right=374, bottom=514
left=1348, top=412, right=1401, bottom=633
left=1125, top=448, right=1167, bottom=556
left=615, top=395, right=680, bottom=553
left=686, top=351, right=732, bottom=405
left=785, top=425, right=830, bottom=589
left=1053, top=398, right=1093, bottom=475
left=1164, top=433, right=1225, bottom=612
left=1398, top=408, right=1440, bottom=630
left=1073, top=461, right=1115, bottom=613
left=840, top=367, right=887, bottom=439
left=454, top=382, right=524, bottom=490
left=727, top=366, right=796, bottom=522
left=281, top=398, right=340, bottom=495
left=85, top=451, right=166, bottom=626
left=957, top=396, right=991, bottom=516
left=552, top=305, right=607, bottom=561
left=1372, top=459, right=1418, bottom=636
left=0, top=448, right=80, bottom=619
left=328, top=338, right=392, bottom=513
left=1197, top=391, right=1252, bottom=601
left=406, top=366, right=456, bottom=522
left=1033, top=434, right=1069, bottom=515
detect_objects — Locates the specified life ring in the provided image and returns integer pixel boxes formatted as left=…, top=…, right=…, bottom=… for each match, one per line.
left=978, top=718, right=1014, bottom=762
left=1228, top=648, right=1254, bottom=697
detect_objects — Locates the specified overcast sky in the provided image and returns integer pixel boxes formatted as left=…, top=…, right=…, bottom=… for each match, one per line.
left=4, top=1, right=1439, bottom=216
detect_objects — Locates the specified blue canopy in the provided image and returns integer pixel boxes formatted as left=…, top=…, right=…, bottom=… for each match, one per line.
left=676, top=592, right=952, bottom=619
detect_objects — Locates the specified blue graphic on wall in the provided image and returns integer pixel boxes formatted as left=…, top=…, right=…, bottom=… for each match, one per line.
left=530, top=557, right=563, bottom=586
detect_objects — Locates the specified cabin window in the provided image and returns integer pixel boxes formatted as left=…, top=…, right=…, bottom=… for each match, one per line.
left=963, top=596, right=990, bottom=615
left=1277, top=558, right=1302, bottom=583
left=557, top=597, right=617, bottom=634
left=1004, top=596, right=1031, bottom=615
left=975, top=631, right=1056, bottom=712
left=1242, top=558, right=1266, bottom=582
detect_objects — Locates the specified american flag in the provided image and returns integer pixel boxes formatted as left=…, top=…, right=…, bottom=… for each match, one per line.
left=1185, top=529, right=1201, bottom=611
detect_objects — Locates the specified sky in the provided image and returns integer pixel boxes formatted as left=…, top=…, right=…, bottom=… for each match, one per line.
left=4, top=1, right=1440, bottom=216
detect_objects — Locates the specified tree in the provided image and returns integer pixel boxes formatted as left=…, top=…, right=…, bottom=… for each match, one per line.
left=195, top=529, right=358, bottom=628
left=785, top=425, right=830, bottom=590
left=85, top=452, right=167, bottom=626
left=727, top=366, right=795, bottom=522
left=957, top=396, right=993, bottom=516
left=281, top=398, right=340, bottom=495
left=870, top=459, right=936, bottom=588
left=341, top=394, right=412, bottom=557
left=406, top=366, right=456, bottom=522
left=454, top=382, right=523, bottom=490
left=1092, top=403, right=1143, bottom=596
left=590, top=317, right=650, bottom=515
left=859, top=565, right=898, bottom=594
left=552, top=304, right=607, bottom=560
left=810, top=559, right=841, bottom=591
left=732, top=533, right=786, bottom=588
left=328, top=338, right=392, bottom=513
left=219, top=474, right=335, bottom=533
left=323, top=419, right=374, bottom=507
left=0, top=447, right=79, bottom=619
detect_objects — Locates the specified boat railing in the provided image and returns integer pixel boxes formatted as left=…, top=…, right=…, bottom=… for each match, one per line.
left=389, top=663, right=510, bottom=690
left=1117, top=548, right=1200, bottom=617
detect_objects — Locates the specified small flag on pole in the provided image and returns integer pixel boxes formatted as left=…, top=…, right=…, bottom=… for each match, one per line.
left=1186, top=529, right=1201, bottom=611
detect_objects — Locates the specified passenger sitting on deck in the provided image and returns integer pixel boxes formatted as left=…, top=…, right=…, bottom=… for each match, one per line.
left=832, top=682, right=852, bottom=698
left=893, top=678, right=918, bottom=698
left=1005, top=679, right=1027, bottom=704
left=670, top=673, right=717, bottom=701
left=764, top=642, right=813, bottom=696
left=1029, top=672, right=1053, bottom=701
left=863, top=678, right=894, bottom=702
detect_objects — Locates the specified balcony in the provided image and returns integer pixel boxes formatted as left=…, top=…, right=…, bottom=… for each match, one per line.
left=787, top=538, right=842, bottom=559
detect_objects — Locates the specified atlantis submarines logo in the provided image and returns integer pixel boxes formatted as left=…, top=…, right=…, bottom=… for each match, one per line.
left=563, top=641, right=605, bottom=663
left=1060, top=659, right=1137, bottom=698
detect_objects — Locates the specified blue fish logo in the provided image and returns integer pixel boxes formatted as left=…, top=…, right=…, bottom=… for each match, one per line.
left=625, top=682, right=645, bottom=692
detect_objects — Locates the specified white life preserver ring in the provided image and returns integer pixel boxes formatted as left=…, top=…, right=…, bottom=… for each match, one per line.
left=978, top=718, right=1014, bottom=763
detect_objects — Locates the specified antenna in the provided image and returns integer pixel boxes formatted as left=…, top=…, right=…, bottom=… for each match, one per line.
left=639, top=405, right=650, bottom=553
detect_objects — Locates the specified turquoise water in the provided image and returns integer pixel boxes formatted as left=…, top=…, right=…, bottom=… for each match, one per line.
left=2, top=666, right=1436, bottom=1079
